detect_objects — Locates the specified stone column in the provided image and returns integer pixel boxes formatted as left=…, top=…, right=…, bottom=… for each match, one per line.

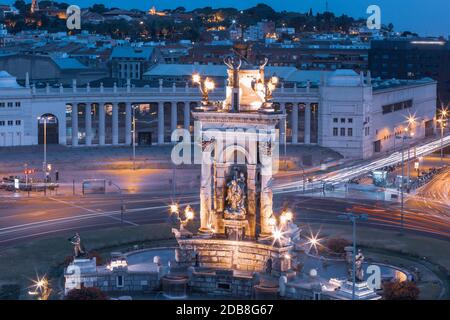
left=260, top=142, right=273, bottom=238
left=158, top=102, right=164, bottom=144
left=247, top=164, right=257, bottom=238
left=280, top=104, right=286, bottom=144
left=200, top=150, right=213, bottom=233
left=71, top=103, right=78, bottom=146
left=291, top=103, right=298, bottom=144
left=184, top=102, right=190, bottom=132
left=171, top=102, right=177, bottom=136
left=85, top=103, right=92, bottom=146
left=125, top=102, right=132, bottom=145
left=99, top=103, right=105, bottom=146
left=305, top=103, right=311, bottom=144
left=260, top=173, right=274, bottom=237
left=112, top=103, right=119, bottom=145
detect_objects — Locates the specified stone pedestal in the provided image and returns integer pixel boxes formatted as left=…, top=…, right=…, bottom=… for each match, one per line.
left=176, top=238, right=293, bottom=276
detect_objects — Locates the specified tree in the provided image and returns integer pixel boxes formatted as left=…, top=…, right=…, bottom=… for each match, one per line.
left=382, top=280, right=420, bottom=300
left=324, top=238, right=351, bottom=255
left=0, top=284, right=21, bottom=300
left=13, top=0, right=26, bottom=14
left=90, top=4, right=107, bottom=14
left=173, top=6, right=186, bottom=13
left=65, top=287, right=109, bottom=300
left=387, top=23, right=394, bottom=32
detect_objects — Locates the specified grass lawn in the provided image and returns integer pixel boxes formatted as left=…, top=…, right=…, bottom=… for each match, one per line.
left=306, top=223, right=450, bottom=299
left=0, top=223, right=175, bottom=288
left=1, top=221, right=449, bottom=299
left=306, top=223, right=450, bottom=269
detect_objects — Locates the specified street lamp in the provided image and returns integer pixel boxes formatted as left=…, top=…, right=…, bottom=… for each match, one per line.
left=395, top=127, right=413, bottom=233
left=192, top=73, right=215, bottom=106
left=28, top=275, right=51, bottom=300
left=337, top=212, right=369, bottom=300
left=37, top=116, right=52, bottom=195
left=169, top=203, right=195, bottom=230
left=108, top=180, right=125, bottom=225
left=132, top=105, right=138, bottom=171
left=437, top=107, right=448, bottom=167
left=406, top=115, right=417, bottom=185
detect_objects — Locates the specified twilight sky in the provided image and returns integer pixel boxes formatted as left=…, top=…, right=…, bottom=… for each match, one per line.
left=18, top=0, right=450, bottom=37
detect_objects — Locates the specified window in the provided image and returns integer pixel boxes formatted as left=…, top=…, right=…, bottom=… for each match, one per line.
left=333, top=118, right=338, bottom=123
left=382, top=104, right=393, bottom=114
left=340, top=118, right=346, bottom=123
left=348, top=118, right=353, bottom=123
left=116, top=275, right=124, bottom=288
left=7, top=120, right=13, bottom=126
left=0, top=121, right=5, bottom=126
left=7, top=102, right=13, bottom=108
left=0, top=102, right=5, bottom=108
left=348, top=128, right=353, bottom=136
left=340, top=128, right=346, bottom=136
left=15, top=102, right=21, bottom=107
left=333, top=128, right=338, bottom=136
left=15, top=120, right=21, bottom=126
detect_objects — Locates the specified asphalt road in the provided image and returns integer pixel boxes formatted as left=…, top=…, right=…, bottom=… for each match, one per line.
left=1, top=176, right=450, bottom=249
left=406, top=168, right=450, bottom=219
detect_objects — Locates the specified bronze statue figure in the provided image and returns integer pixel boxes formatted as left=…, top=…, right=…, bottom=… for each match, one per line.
left=69, top=233, right=86, bottom=258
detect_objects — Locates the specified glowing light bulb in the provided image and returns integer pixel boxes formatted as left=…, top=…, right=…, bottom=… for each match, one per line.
left=169, top=203, right=179, bottom=214
left=268, top=214, right=277, bottom=227
left=204, top=78, right=215, bottom=91
left=184, top=206, right=194, bottom=220
left=192, top=73, right=200, bottom=84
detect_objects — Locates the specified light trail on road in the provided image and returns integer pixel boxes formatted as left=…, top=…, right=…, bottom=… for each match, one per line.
left=275, top=134, right=450, bottom=191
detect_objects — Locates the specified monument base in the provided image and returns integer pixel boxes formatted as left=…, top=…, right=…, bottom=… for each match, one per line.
left=176, top=237, right=293, bottom=276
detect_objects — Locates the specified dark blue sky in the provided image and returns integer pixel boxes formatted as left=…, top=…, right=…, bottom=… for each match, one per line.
left=18, top=1, right=450, bottom=36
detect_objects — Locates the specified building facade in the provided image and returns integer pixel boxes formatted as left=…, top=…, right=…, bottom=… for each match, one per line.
left=369, top=38, right=450, bottom=107
left=0, top=68, right=437, bottom=160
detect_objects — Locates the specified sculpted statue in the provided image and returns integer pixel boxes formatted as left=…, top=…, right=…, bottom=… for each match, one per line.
left=69, top=233, right=86, bottom=258
left=355, top=249, right=365, bottom=282
left=348, top=249, right=365, bottom=282
left=224, top=170, right=246, bottom=218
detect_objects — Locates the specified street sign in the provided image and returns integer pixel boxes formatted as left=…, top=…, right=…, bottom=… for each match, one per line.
left=82, top=179, right=106, bottom=195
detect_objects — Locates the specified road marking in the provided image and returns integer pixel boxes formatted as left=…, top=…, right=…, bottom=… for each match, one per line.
left=48, top=197, right=139, bottom=226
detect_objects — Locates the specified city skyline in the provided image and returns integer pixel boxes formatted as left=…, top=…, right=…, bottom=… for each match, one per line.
left=13, top=0, right=448, bottom=37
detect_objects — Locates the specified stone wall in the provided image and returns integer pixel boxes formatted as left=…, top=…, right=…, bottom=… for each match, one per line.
left=177, top=238, right=292, bottom=275
left=96, top=271, right=160, bottom=293
left=190, top=269, right=254, bottom=298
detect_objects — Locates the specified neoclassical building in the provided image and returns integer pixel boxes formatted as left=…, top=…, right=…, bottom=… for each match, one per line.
left=0, top=67, right=437, bottom=159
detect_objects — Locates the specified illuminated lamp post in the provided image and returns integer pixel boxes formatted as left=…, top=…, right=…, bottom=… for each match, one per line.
left=192, top=73, right=215, bottom=106
left=37, top=115, right=53, bottom=196
left=169, top=203, right=195, bottom=231
left=406, top=115, right=417, bottom=185
left=395, top=127, right=413, bottom=233
left=337, top=213, right=369, bottom=300
left=438, top=107, right=448, bottom=167
left=28, top=275, right=51, bottom=300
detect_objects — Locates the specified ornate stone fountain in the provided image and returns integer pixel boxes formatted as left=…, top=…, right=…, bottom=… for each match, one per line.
left=174, top=46, right=294, bottom=287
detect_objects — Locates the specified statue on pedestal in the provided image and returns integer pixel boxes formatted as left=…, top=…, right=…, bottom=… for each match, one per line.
left=347, top=248, right=365, bottom=282
left=224, top=171, right=246, bottom=219
left=69, top=233, right=86, bottom=258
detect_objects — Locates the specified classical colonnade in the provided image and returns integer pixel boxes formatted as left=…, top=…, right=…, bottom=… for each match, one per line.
left=67, top=100, right=318, bottom=146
